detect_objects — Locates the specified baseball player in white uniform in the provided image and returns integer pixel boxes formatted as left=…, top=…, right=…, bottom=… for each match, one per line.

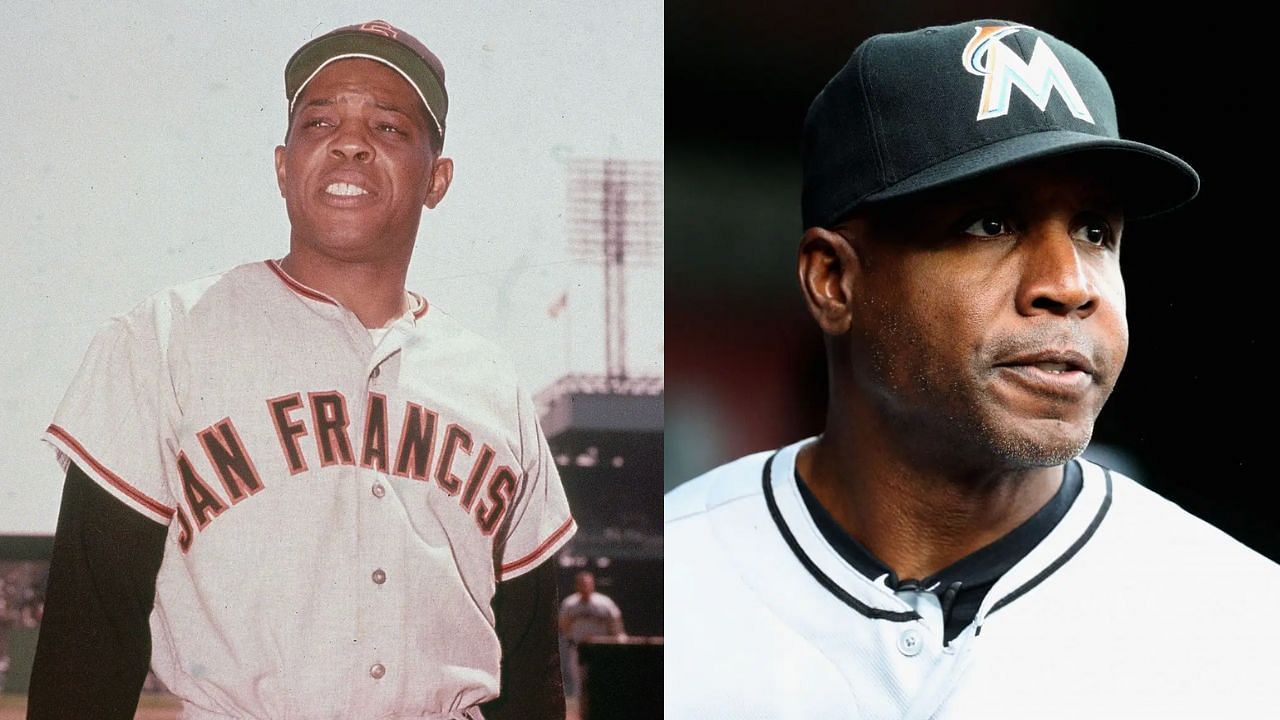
left=559, top=572, right=625, bottom=645
left=665, top=20, right=1280, bottom=719
left=30, top=20, right=574, bottom=720
left=558, top=571, right=624, bottom=697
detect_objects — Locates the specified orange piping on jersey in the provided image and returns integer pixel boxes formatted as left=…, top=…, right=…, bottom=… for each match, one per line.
left=501, top=517, right=576, bottom=575
left=411, top=292, right=429, bottom=320
left=46, top=424, right=177, bottom=520
left=264, top=259, right=338, bottom=305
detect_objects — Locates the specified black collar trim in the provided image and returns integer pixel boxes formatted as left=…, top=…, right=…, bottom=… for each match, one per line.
left=760, top=439, right=1114, bottom=627
left=761, top=452, right=920, bottom=622
left=987, top=467, right=1113, bottom=616
left=795, top=460, right=1084, bottom=592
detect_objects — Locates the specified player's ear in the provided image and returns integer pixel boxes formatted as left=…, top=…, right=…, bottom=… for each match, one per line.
left=798, top=222, right=864, bottom=336
left=274, top=145, right=287, bottom=197
left=424, top=157, right=454, bottom=210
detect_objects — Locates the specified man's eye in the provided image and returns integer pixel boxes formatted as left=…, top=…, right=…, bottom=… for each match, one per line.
left=962, top=217, right=1011, bottom=238
left=1071, top=221, right=1113, bottom=246
left=304, top=118, right=332, bottom=128
left=378, top=123, right=402, bottom=134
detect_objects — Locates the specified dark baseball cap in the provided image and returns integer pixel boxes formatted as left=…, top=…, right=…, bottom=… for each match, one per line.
left=801, top=20, right=1199, bottom=228
left=285, top=20, right=448, bottom=146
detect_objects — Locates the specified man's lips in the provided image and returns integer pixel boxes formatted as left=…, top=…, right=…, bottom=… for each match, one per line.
left=993, top=349, right=1095, bottom=398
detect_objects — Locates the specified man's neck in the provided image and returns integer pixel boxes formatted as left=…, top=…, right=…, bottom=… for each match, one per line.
left=796, top=412, right=1064, bottom=582
left=280, top=250, right=411, bottom=329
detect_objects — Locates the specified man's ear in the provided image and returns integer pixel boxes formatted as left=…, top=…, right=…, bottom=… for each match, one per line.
left=274, top=145, right=287, bottom=198
left=424, top=157, right=454, bottom=209
left=798, top=222, right=865, bottom=336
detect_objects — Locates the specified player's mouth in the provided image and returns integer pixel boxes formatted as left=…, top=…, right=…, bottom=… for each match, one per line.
left=318, top=177, right=377, bottom=208
left=993, top=350, right=1094, bottom=398
left=325, top=182, right=369, bottom=197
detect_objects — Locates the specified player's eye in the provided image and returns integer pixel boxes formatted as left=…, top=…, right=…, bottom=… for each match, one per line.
left=377, top=123, right=403, bottom=135
left=303, top=117, right=333, bottom=128
left=1071, top=215, right=1118, bottom=248
left=961, top=216, right=1013, bottom=238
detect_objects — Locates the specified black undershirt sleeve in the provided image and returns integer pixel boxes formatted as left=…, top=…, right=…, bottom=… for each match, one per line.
left=480, top=560, right=564, bottom=720
left=27, top=462, right=167, bottom=719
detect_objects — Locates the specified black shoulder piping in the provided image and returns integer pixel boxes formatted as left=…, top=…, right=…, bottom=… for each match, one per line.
left=761, top=452, right=920, bottom=622
left=987, top=468, right=1114, bottom=616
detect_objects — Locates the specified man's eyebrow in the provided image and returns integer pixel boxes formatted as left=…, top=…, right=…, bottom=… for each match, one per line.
left=374, top=101, right=413, bottom=118
left=296, top=96, right=423, bottom=127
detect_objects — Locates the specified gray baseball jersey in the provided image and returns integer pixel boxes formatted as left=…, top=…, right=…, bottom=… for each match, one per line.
left=44, top=259, right=575, bottom=719
left=665, top=438, right=1280, bottom=718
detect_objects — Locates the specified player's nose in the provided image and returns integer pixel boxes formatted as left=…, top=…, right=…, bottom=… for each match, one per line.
left=1015, top=222, right=1098, bottom=319
left=328, top=123, right=374, bottom=163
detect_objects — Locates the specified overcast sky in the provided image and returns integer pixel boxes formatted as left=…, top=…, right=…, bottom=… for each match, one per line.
left=0, top=1, right=663, bottom=534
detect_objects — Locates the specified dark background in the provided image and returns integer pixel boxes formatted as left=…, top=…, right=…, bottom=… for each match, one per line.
left=665, top=3, right=1279, bottom=563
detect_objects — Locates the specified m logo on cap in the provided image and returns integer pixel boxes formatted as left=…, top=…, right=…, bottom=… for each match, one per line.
left=963, top=25, right=1094, bottom=124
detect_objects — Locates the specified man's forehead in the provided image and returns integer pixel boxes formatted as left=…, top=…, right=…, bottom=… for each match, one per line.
left=295, top=60, right=432, bottom=122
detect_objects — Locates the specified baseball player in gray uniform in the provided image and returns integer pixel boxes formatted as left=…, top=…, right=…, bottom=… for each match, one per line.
left=29, top=20, right=574, bottom=720
left=665, top=19, right=1280, bottom=718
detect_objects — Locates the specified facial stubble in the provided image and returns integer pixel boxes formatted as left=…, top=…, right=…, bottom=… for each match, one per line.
left=857, top=298, right=1103, bottom=472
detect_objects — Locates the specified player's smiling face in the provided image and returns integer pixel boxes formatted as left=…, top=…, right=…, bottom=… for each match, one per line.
left=275, top=59, right=452, bottom=264
left=810, top=156, right=1129, bottom=469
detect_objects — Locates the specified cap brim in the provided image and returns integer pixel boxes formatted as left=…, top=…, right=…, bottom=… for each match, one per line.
left=860, top=130, right=1199, bottom=220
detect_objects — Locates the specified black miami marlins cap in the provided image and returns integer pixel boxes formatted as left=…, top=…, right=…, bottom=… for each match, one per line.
left=801, top=20, right=1199, bottom=228
left=285, top=19, right=448, bottom=146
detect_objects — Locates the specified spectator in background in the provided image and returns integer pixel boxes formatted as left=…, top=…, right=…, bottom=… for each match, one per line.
left=558, top=571, right=624, bottom=697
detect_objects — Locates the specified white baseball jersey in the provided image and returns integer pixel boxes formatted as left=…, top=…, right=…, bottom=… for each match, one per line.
left=44, top=259, right=576, bottom=720
left=665, top=438, right=1280, bottom=719
left=559, top=591, right=623, bottom=643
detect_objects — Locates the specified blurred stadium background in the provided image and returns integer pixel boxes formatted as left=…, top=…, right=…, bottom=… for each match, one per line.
left=665, top=0, right=1280, bottom=566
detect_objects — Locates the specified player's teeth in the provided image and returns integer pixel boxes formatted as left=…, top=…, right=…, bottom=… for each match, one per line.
left=326, top=183, right=368, bottom=196
left=1034, top=362, right=1070, bottom=373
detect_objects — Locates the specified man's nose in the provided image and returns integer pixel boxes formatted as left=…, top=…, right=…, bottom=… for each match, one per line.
left=1016, top=225, right=1098, bottom=319
left=329, top=124, right=374, bottom=162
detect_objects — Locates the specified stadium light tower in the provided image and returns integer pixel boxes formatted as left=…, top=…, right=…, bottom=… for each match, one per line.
left=568, top=159, right=662, bottom=387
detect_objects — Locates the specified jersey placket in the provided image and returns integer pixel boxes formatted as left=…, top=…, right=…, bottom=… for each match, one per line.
left=352, top=324, right=410, bottom=709
left=886, top=587, right=977, bottom=720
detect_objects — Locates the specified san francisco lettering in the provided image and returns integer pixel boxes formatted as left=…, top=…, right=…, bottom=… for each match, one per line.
left=173, top=391, right=516, bottom=553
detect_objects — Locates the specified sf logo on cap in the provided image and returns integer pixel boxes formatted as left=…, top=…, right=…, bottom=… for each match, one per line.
left=360, top=20, right=400, bottom=39
left=962, top=25, right=1094, bottom=124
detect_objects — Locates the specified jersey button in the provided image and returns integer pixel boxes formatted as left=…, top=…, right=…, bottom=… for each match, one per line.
left=370, top=663, right=386, bottom=679
left=370, top=366, right=381, bottom=379
left=897, top=628, right=924, bottom=657
left=372, top=568, right=387, bottom=585
left=371, top=483, right=386, bottom=498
